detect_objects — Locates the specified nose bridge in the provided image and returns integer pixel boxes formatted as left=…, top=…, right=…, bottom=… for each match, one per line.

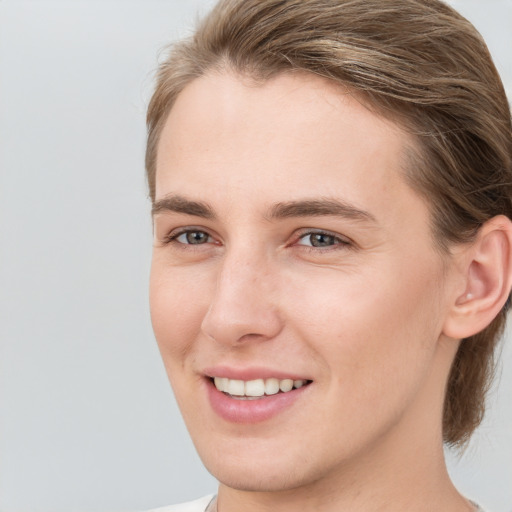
left=200, top=243, right=282, bottom=345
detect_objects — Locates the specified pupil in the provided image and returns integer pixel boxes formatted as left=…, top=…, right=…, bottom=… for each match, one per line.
left=187, top=231, right=208, bottom=244
left=311, top=233, right=334, bottom=247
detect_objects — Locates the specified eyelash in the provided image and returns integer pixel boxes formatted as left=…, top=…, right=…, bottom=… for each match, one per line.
left=162, top=228, right=215, bottom=247
left=162, top=227, right=352, bottom=253
left=293, top=229, right=351, bottom=251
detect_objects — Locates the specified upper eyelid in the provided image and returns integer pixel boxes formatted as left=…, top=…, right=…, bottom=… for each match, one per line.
left=166, top=227, right=214, bottom=242
left=165, top=225, right=212, bottom=235
left=176, top=230, right=212, bottom=242
left=159, top=225, right=352, bottom=246
left=293, top=228, right=352, bottom=244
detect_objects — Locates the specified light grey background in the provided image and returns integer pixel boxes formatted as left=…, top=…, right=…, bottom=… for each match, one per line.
left=0, top=1, right=510, bottom=511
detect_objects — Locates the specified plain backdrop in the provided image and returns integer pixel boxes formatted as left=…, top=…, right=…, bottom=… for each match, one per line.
left=0, top=1, right=511, bottom=511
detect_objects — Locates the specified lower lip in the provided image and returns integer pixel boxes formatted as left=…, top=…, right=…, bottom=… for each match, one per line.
left=206, top=379, right=310, bottom=423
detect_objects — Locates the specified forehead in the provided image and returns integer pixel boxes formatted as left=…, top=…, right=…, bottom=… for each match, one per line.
left=158, top=71, right=407, bottom=165
left=155, top=70, right=428, bottom=232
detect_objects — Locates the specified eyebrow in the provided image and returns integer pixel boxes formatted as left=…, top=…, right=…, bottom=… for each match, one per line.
left=152, top=194, right=216, bottom=219
left=152, top=194, right=377, bottom=225
left=267, top=198, right=378, bottom=224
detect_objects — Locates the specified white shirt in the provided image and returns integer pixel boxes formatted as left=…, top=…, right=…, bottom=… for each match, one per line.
left=146, top=494, right=486, bottom=512
left=145, top=495, right=216, bottom=512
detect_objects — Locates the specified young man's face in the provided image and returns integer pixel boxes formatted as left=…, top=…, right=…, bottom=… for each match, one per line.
left=150, top=71, right=458, bottom=493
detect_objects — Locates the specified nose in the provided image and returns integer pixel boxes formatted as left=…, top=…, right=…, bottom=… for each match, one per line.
left=200, top=249, right=283, bottom=346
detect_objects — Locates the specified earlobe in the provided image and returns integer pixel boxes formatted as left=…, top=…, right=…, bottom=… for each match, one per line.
left=443, top=215, right=512, bottom=339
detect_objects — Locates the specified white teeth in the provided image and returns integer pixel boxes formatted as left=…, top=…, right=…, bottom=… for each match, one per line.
left=279, top=379, right=294, bottom=392
left=213, top=377, right=308, bottom=397
left=214, top=377, right=229, bottom=392
left=265, top=378, right=280, bottom=395
left=227, top=379, right=245, bottom=396
left=245, top=379, right=265, bottom=397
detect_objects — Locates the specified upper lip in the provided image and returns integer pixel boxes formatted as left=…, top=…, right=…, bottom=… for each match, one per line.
left=203, top=365, right=312, bottom=381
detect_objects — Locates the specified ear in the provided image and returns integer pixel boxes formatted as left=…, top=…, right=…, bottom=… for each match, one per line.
left=443, top=215, right=512, bottom=339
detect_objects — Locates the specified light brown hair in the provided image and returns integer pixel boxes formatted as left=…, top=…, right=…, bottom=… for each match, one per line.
left=146, top=0, right=512, bottom=446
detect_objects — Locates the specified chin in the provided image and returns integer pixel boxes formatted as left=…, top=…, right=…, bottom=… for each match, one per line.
left=205, top=459, right=314, bottom=493
left=196, top=434, right=338, bottom=494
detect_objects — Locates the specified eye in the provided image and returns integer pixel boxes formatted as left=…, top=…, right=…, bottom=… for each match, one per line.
left=296, top=231, right=349, bottom=248
left=171, top=230, right=213, bottom=245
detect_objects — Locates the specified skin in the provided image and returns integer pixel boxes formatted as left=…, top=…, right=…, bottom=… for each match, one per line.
left=150, top=71, right=477, bottom=511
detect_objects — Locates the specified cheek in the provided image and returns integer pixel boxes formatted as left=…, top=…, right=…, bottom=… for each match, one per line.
left=284, top=258, right=445, bottom=391
left=149, top=260, right=209, bottom=365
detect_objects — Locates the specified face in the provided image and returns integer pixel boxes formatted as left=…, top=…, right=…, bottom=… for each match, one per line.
left=150, top=71, right=456, bottom=494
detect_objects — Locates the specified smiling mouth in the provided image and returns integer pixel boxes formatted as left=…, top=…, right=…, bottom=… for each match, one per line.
left=211, top=377, right=312, bottom=400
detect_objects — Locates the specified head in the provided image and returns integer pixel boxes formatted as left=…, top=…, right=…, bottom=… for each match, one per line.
left=147, top=0, right=512, bottom=446
left=147, top=0, right=512, bottom=488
